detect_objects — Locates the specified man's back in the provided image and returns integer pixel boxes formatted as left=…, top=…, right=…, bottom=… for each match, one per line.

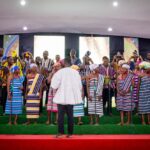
left=51, top=67, right=82, bottom=105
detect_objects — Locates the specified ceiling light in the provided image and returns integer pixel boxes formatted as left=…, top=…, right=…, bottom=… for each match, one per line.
left=113, top=1, right=118, bottom=7
left=20, top=0, right=26, bottom=6
left=23, top=26, right=28, bottom=31
left=108, top=27, right=113, bottom=32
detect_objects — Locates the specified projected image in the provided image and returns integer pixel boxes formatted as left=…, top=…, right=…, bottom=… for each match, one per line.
left=124, top=38, right=139, bottom=61
left=3, top=35, right=19, bottom=57
left=79, top=37, right=110, bottom=64
left=34, top=36, right=65, bottom=60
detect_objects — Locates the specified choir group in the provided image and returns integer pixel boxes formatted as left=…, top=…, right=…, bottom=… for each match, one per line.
left=0, top=48, right=150, bottom=126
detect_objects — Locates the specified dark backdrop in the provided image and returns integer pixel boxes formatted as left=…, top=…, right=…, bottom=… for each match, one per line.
left=0, top=33, right=150, bottom=60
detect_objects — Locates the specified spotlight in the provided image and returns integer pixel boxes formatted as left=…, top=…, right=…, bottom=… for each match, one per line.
left=20, top=0, right=26, bottom=6
left=23, top=26, right=28, bottom=31
left=108, top=27, right=113, bottom=32
left=113, top=1, right=118, bottom=7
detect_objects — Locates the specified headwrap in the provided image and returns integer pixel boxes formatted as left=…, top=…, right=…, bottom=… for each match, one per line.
left=139, top=61, right=150, bottom=70
left=24, top=51, right=32, bottom=58
left=122, top=64, right=130, bottom=70
left=11, top=50, right=17, bottom=58
left=7, top=50, right=17, bottom=58
left=2, top=56, right=7, bottom=61
left=71, top=65, right=80, bottom=70
left=89, top=64, right=99, bottom=71
left=30, top=63, right=37, bottom=69
left=10, top=66, right=19, bottom=73
left=118, top=60, right=126, bottom=66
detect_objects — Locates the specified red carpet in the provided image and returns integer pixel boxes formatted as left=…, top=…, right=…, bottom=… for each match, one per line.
left=0, top=135, right=150, bottom=150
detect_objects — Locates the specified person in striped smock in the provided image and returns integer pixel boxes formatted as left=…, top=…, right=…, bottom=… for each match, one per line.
left=133, top=65, right=141, bottom=114
left=138, top=62, right=150, bottom=125
left=71, top=65, right=84, bottom=125
left=46, top=62, right=62, bottom=125
left=5, top=66, right=24, bottom=125
left=116, top=64, right=135, bottom=126
left=133, top=66, right=141, bottom=103
left=86, top=64, right=104, bottom=125
left=25, top=63, right=44, bottom=125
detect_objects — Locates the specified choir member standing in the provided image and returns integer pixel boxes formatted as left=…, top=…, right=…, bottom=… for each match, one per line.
left=116, top=64, right=135, bottom=126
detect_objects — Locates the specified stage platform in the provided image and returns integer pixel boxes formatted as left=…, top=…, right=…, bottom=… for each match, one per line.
left=0, top=135, right=150, bottom=150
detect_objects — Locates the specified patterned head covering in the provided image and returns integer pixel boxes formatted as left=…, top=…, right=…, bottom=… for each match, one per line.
left=2, top=56, right=7, bottom=61
left=122, top=64, right=130, bottom=70
left=71, top=65, right=80, bottom=70
left=89, top=64, right=99, bottom=71
left=11, top=50, right=17, bottom=58
left=118, top=60, right=126, bottom=66
left=30, top=63, right=37, bottom=69
left=10, top=66, right=19, bottom=73
left=24, top=51, right=32, bottom=58
left=7, top=50, right=17, bottom=58
left=139, top=61, right=150, bottom=70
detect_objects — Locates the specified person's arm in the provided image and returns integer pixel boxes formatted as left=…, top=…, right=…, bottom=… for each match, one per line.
left=86, top=76, right=89, bottom=97
left=39, top=79, right=45, bottom=100
left=139, top=55, right=143, bottom=61
left=47, top=68, right=56, bottom=84
left=47, top=73, right=53, bottom=84
left=77, top=58, right=82, bottom=66
left=24, top=75, right=29, bottom=100
left=82, top=86, right=84, bottom=99
left=116, top=76, right=121, bottom=96
left=131, top=77, right=135, bottom=88
left=7, top=74, right=12, bottom=100
left=25, top=74, right=33, bottom=97
left=51, top=71, right=61, bottom=90
left=89, top=58, right=94, bottom=64
left=111, top=67, right=116, bottom=80
left=86, top=75, right=91, bottom=101
left=82, top=56, right=86, bottom=65
left=81, top=75, right=86, bottom=81
left=136, top=75, right=141, bottom=98
left=18, top=57, right=24, bottom=69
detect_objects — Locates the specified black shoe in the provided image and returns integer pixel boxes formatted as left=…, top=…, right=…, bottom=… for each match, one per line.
left=66, top=134, right=72, bottom=138
left=55, top=133, right=64, bottom=138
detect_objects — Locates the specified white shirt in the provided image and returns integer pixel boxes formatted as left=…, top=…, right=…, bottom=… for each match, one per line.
left=51, top=67, right=83, bottom=105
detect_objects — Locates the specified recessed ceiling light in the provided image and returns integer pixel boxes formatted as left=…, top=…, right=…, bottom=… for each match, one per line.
left=108, top=27, right=113, bottom=32
left=23, top=26, right=28, bottom=31
left=20, top=0, right=26, bottom=6
left=113, top=1, right=118, bottom=7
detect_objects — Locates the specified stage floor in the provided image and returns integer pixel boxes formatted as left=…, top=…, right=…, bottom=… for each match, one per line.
left=1, top=134, right=150, bottom=139
left=0, top=135, right=150, bottom=150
